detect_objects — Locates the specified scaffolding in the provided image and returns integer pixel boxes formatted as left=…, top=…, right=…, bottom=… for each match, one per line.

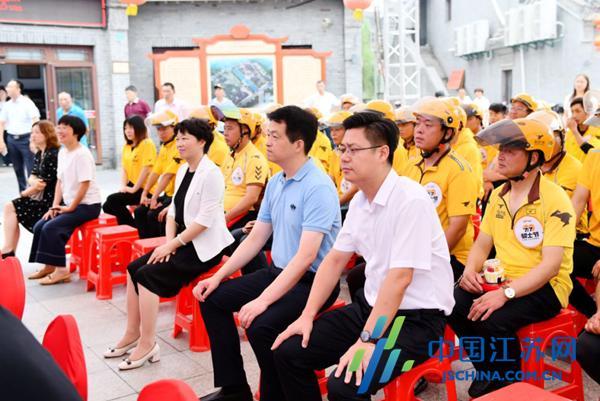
left=380, top=0, right=421, bottom=105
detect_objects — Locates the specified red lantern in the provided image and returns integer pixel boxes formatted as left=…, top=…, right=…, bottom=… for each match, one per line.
left=343, top=0, right=374, bottom=21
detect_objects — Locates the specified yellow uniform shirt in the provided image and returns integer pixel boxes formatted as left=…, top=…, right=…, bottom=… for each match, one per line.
left=309, top=131, right=333, bottom=173
left=150, top=138, right=181, bottom=197
left=122, top=138, right=156, bottom=187
left=565, top=126, right=600, bottom=163
left=253, top=134, right=281, bottom=176
left=208, top=131, right=232, bottom=168
left=481, top=174, right=575, bottom=307
left=454, top=128, right=484, bottom=197
left=579, top=149, right=600, bottom=247
left=328, top=150, right=353, bottom=197
left=543, top=152, right=588, bottom=234
left=403, top=149, right=478, bottom=265
left=392, top=145, right=408, bottom=175
left=222, top=142, right=269, bottom=212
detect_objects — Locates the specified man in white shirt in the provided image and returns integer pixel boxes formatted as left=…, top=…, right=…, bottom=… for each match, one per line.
left=210, top=83, right=236, bottom=109
left=303, top=80, right=340, bottom=118
left=153, top=82, right=188, bottom=121
left=473, top=88, right=491, bottom=126
left=272, top=112, right=454, bottom=401
left=0, top=80, right=40, bottom=192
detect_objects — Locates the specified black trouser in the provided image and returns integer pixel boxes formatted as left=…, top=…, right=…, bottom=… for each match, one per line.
left=346, top=263, right=366, bottom=303
left=450, top=255, right=465, bottom=283
left=0, top=306, right=82, bottom=401
left=576, top=331, right=600, bottom=384
left=569, top=240, right=600, bottom=318
left=133, top=195, right=172, bottom=239
left=449, top=283, right=562, bottom=382
left=200, top=265, right=339, bottom=401
left=274, top=290, right=446, bottom=401
left=226, top=228, right=270, bottom=275
left=102, top=184, right=143, bottom=227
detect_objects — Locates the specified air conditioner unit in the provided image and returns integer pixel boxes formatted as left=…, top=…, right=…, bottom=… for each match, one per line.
left=504, top=0, right=557, bottom=46
left=454, top=20, right=489, bottom=55
left=537, top=0, right=557, bottom=41
left=505, top=8, right=522, bottom=46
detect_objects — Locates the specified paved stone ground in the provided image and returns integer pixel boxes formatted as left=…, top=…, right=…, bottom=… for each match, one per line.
left=0, top=166, right=598, bottom=401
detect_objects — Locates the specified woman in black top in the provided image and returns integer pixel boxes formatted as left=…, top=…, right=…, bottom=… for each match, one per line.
left=104, top=118, right=234, bottom=371
left=2, top=120, right=59, bottom=258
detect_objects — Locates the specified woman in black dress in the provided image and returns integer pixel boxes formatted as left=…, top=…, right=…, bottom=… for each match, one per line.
left=2, top=120, right=59, bottom=258
left=104, top=118, right=234, bottom=371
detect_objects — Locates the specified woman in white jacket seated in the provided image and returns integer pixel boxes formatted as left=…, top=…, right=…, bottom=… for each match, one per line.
left=104, top=118, right=234, bottom=370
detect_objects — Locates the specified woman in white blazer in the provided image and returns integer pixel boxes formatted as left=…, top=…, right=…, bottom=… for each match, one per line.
left=104, top=118, right=234, bottom=370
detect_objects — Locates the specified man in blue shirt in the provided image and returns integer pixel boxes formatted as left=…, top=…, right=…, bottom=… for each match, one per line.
left=56, top=92, right=88, bottom=147
left=194, top=106, right=341, bottom=401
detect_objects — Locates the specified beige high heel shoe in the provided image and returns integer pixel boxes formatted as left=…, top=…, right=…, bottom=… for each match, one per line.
left=118, top=343, right=160, bottom=371
left=103, top=338, right=139, bottom=358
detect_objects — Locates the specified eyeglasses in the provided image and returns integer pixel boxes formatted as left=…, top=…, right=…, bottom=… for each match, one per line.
left=337, top=144, right=384, bottom=156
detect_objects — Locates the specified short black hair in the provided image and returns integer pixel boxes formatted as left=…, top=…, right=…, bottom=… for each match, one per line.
left=0, top=85, right=5, bottom=93
left=434, top=90, right=445, bottom=98
left=123, top=115, right=147, bottom=145
left=162, top=82, right=175, bottom=91
left=474, top=88, right=484, bottom=94
left=176, top=118, right=214, bottom=154
left=58, top=115, right=87, bottom=141
left=342, top=112, right=398, bottom=165
left=125, top=85, right=137, bottom=92
left=489, top=103, right=508, bottom=114
left=570, top=97, right=584, bottom=109
left=9, top=79, right=24, bottom=92
left=267, top=105, right=318, bottom=154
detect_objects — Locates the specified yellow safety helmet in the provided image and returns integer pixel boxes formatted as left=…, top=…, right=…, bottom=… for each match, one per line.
left=475, top=118, right=555, bottom=162
left=535, top=100, right=553, bottom=112
left=462, top=103, right=484, bottom=120
left=304, top=107, right=323, bottom=120
left=188, top=106, right=219, bottom=126
left=263, top=103, right=283, bottom=115
left=148, top=109, right=178, bottom=127
left=349, top=102, right=367, bottom=113
left=365, top=99, right=395, bottom=121
left=324, top=111, right=353, bottom=128
left=340, top=94, right=359, bottom=106
left=413, top=97, right=461, bottom=130
left=510, top=92, right=538, bottom=112
left=527, top=110, right=563, bottom=133
left=239, top=108, right=257, bottom=138
left=394, top=106, right=416, bottom=124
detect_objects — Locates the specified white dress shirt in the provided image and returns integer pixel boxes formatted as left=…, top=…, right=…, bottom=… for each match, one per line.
left=168, top=155, right=234, bottom=261
left=0, top=95, right=40, bottom=135
left=154, top=97, right=189, bottom=121
left=334, top=170, right=455, bottom=315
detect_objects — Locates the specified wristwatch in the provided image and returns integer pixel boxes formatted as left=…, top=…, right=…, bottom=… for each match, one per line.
left=503, top=286, right=516, bottom=300
left=359, top=330, right=374, bottom=343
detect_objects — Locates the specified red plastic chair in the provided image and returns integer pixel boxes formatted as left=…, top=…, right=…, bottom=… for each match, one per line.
left=138, top=379, right=197, bottom=401
left=472, top=382, right=571, bottom=400
left=173, top=256, right=241, bottom=352
left=86, top=225, right=139, bottom=300
left=516, top=309, right=584, bottom=401
left=227, top=212, right=248, bottom=229
left=42, top=315, right=87, bottom=401
left=0, top=257, right=25, bottom=319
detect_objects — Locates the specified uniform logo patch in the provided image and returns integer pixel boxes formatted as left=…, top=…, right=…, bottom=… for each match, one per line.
left=231, top=166, right=244, bottom=185
left=551, top=210, right=572, bottom=227
left=423, top=182, right=443, bottom=208
left=514, top=216, right=544, bottom=248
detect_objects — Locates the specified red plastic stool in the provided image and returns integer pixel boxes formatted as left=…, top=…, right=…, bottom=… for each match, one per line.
left=86, top=225, right=138, bottom=300
left=472, top=382, right=571, bottom=400
left=382, top=344, right=457, bottom=401
left=172, top=256, right=240, bottom=352
left=130, top=237, right=174, bottom=303
left=68, top=214, right=117, bottom=279
left=516, top=309, right=584, bottom=401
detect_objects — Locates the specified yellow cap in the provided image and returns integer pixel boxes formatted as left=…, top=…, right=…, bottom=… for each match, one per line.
left=527, top=110, right=563, bottom=132
left=340, top=94, right=359, bottom=106
left=148, top=109, right=178, bottom=127
left=535, top=100, right=553, bottom=112
left=349, top=102, right=367, bottom=113
left=412, top=97, right=461, bottom=130
left=304, top=107, right=323, bottom=120
left=324, top=111, right=353, bottom=128
left=511, top=93, right=538, bottom=112
left=394, top=106, right=416, bottom=123
left=365, top=99, right=395, bottom=121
